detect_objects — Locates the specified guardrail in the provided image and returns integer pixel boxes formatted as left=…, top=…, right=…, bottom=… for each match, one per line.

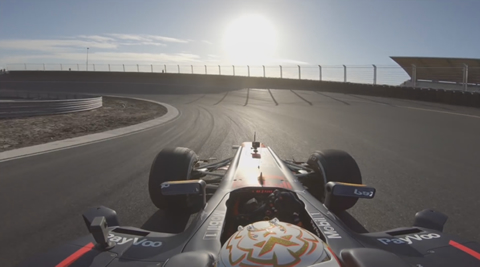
left=0, top=91, right=102, bottom=118
left=5, top=63, right=411, bottom=87
left=6, top=63, right=480, bottom=92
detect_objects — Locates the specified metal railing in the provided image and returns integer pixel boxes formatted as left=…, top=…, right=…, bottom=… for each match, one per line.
left=5, top=63, right=480, bottom=91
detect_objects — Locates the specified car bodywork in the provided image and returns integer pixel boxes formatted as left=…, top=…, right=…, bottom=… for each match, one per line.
left=18, top=142, right=480, bottom=267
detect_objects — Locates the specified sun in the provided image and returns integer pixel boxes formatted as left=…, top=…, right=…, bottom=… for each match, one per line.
left=223, top=14, right=277, bottom=65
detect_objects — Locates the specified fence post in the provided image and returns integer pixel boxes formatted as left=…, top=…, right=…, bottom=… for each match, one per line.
left=123, top=64, right=125, bottom=72
left=93, top=64, right=95, bottom=71
left=24, top=63, right=27, bottom=70
left=280, top=65, right=283, bottom=78
left=205, top=65, right=207, bottom=74
left=263, top=65, right=266, bottom=77
left=164, top=64, right=167, bottom=73
left=109, top=64, right=111, bottom=72
left=152, top=64, right=154, bottom=73
left=219, top=65, right=221, bottom=75
left=233, top=65, right=235, bottom=76
left=412, top=64, right=416, bottom=88
left=298, top=65, right=301, bottom=79
left=373, top=64, right=377, bottom=85
left=247, top=65, right=250, bottom=77
left=136, top=64, right=139, bottom=72
left=191, top=65, right=193, bottom=74
left=177, top=65, right=180, bottom=74
left=318, top=65, right=322, bottom=81
left=343, top=65, right=347, bottom=82
left=463, top=64, right=469, bottom=91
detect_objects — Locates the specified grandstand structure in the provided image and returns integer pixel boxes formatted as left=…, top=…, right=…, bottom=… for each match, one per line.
left=391, top=56, right=480, bottom=91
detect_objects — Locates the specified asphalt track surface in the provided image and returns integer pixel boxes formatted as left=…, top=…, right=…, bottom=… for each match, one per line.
left=2, top=88, right=480, bottom=266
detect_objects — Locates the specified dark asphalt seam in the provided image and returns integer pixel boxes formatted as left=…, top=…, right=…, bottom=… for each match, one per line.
left=268, top=89, right=279, bottom=106
left=185, top=94, right=205, bottom=104
left=315, top=91, right=350, bottom=105
left=213, top=92, right=229, bottom=105
left=244, top=88, right=250, bottom=106
left=290, top=90, right=313, bottom=106
left=348, top=94, right=397, bottom=107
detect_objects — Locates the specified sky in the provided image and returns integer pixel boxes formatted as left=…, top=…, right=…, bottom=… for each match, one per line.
left=1, top=0, right=479, bottom=70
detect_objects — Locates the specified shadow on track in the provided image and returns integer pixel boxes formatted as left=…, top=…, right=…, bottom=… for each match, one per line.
left=268, top=89, right=279, bottom=106
left=386, top=97, right=454, bottom=111
left=290, top=90, right=313, bottom=106
left=348, top=94, right=396, bottom=107
left=315, top=91, right=350, bottom=105
left=347, top=94, right=454, bottom=111
left=244, top=88, right=250, bottom=106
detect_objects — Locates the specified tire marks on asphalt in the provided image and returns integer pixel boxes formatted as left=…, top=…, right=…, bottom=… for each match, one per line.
left=185, top=94, right=205, bottom=104
left=192, top=106, right=216, bottom=153
left=213, top=92, right=229, bottom=106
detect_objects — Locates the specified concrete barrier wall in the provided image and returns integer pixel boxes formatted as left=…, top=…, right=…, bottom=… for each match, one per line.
left=1, top=71, right=479, bottom=107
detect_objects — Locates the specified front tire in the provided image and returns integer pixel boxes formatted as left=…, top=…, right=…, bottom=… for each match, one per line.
left=148, top=147, right=198, bottom=211
left=306, top=149, right=362, bottom=211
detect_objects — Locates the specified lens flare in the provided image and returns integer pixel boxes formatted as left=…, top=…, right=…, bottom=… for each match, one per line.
left=223, top=14, right=277, bottom=65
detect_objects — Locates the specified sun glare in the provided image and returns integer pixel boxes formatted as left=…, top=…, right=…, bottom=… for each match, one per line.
left=223, top=14, right=277, bottom=65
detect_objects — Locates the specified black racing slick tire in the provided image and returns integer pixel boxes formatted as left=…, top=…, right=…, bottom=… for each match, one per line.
left=306, top=150, right=362, bottom=211
left=148, top=147, right=198, bottom=211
